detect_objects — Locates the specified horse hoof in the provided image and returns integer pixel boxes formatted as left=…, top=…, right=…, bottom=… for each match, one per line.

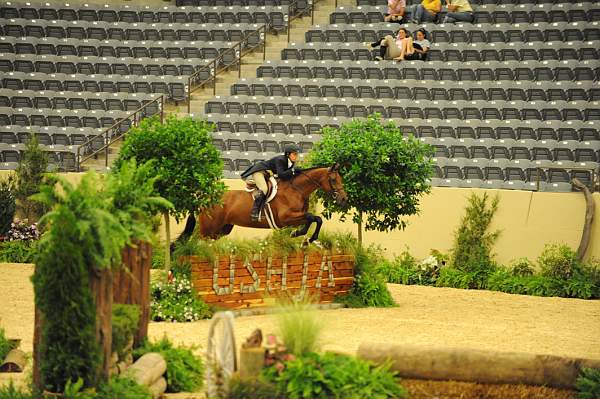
left=301, top=239, right=309, bottom=248
left=311, top=240, right=323, bottom=249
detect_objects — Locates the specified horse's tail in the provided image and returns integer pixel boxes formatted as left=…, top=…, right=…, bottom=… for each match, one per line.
left=171, top=212, right=197, bottom=255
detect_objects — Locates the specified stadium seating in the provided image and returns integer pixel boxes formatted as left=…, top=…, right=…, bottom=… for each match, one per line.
left=200, top=0, right=600, bottom=190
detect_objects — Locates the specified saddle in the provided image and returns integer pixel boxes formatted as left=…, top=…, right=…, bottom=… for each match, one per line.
left=245, top=175, right=278, bottom=203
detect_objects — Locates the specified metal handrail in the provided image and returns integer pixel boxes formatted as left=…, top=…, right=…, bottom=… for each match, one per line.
left=186, top=24, right=268, bottom=113
left=287, top=0, right=315, bottom=42
left=535, top=165, right=599, bottom=192
left=75, top=95, right=165, bottom=171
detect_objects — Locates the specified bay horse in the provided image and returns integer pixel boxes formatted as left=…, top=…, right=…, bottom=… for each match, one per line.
left=180, top=164, right=348, bottom=243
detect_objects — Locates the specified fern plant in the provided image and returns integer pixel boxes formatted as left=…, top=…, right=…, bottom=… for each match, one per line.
left=576, top=368, right=600, bottom=399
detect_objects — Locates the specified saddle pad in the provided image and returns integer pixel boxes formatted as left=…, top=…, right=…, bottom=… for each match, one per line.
left=245, top=176, right=278, bottom=203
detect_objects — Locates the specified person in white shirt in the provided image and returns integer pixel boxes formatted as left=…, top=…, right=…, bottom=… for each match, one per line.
left=443, top=0, right=474, bottom=23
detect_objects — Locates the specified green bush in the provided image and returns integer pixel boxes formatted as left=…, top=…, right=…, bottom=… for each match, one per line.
left=0, top=381, right=33, bottom=399
left=509, top=258, right=535, bottom=277
left=0, top=176, right=16, bottom=236
left=96, top=376, right=152, bottom=399
left=276, top=298, right=324, bottom=356
left=62, top=378, right=96, bottom=399
left=111, top=304, right=140, bottom=357
left=227, top=377, right=284, bottom=399
left=451, top=193, right=500, bottom=275
left=14, top=136, right=48, bottom=222
left=0, top=240, right=37, bottom=263
left=0, top=327, right=17, bottom=362
left=436, top=267, right=489, bottom=290
left=538, top=244, right=581, bottom=280
left=263, top=352, right=406, bottom=399
left=133, top=337, right=204, bottom=393
left=150, top=274, right=212, bottom=322
left=576, top=368, right=600, bottom=399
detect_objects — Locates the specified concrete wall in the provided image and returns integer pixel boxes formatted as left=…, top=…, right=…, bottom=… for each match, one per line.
left=2, top=171, right=597, bottom=264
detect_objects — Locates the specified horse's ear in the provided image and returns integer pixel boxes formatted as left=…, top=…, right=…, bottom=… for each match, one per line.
left=330, top=163, right=340, bottom=172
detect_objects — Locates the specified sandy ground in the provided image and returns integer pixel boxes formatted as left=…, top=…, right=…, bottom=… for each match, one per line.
left=1, top=263, right=599, bottom=396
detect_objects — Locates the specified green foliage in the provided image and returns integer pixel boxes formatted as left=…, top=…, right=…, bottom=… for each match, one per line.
left=14, top=137, right=48, bottom=222
left=96, top=376, right=152, bottom=399
left=509, top=258, right=535, bottom=277
left=276, top=297, right=324, bottom=356
left=0, top=381, right=33, bottom=399
left=150, top=273, right=212, bottom=322
left=0, top=176, right=16, bottom=236
left=0, top=327, right=17, bottom=361
left=111, top=304, right=140, bottom=357
left=538, top=244, right=581, bottom=280
left=0, top=240, right=37, bottom=263
left=262, top=352, right=406, bottom=399
left=227, top=377, right=284, bottom=399
left=435, top=267, right=489, bottom=290
left=133, top=337, right=204, bottom=393
left=115, top=115, right=225, bottom=221
left=576, top=368, right=600, bottom=399
left=375, top=250, right=440, bottom=286
left=308, top=114, right=433, bottom=233
left=63, top=378, right=96, bottom=399
left=451, top=193, right=500, bottom=275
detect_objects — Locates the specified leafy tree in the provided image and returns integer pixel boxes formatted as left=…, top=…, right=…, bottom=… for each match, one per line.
left=15, top=137, right=48, bottom=222
left=308, top=114, right=433, bottom=244
left=114, top=115, right=225, bottom=268
left=451, top=192, right=500, bottom=276
left=0, top=175, right=16, bottom=236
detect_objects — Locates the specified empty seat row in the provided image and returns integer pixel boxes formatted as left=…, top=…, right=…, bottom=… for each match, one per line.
left=1, top=19, right=266, bottom=43
left=1, top=71, right=189, bottom=100
left=0, top=54, right=207, bottom=78
left=355, top=0, right=598, bottom=7
left=0, top=147, right=78, bottom=171
left=305, top=22, right=600, bottom=44
left=256, top=60, right=600, bottom=82
left=0, top=107, right=129, bottom=129
left=0, top=36, right=248, bottom=60
left=0, top=125, right=103, bottom=146
left=0, top=4, right=286, bottom=27
left=231, top=77, right=600, bottom=103
left=283, top=43, right=599, bottom=63
left=176, top=0, right=309, bottom=7
left=331, top=4, right=600, bottom=25
left=0, top=89, right=158, bottom=112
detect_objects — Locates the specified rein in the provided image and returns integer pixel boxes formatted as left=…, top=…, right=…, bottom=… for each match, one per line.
left=291, top=168, right=340, bottom=201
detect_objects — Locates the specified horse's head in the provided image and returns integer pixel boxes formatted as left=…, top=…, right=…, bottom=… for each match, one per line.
left=327, top=163, right=348, bottom=208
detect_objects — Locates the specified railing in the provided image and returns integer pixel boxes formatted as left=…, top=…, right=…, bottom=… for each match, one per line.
left=287, top=0, right=315, bottom=42
left=75, top=95, right=165, bottom=172
left=186, top=24, right=268, bottom=113
left=535, top=165, right=599, bottom=192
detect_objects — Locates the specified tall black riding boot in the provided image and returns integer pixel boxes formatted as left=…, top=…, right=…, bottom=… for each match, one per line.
left=251, top=192, right=266, bottom=222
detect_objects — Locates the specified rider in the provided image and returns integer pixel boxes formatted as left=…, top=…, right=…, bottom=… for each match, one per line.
left=241, top=144, right=302, bottom=221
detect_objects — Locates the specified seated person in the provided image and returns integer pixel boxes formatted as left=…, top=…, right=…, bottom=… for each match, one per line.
left=407, top=0, right=442, bottom=24
left=405, top=29, right=431, bottom=60
left=443, top=0, right=474, bottom=23
left=367, top=28, right=415, bottom=62
left=384, top=0, right=406, bottom=22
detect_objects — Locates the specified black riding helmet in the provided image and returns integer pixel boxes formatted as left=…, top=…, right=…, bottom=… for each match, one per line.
left=283, top=144, right=300, bottom=155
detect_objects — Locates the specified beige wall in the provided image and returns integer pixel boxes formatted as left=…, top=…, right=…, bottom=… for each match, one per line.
left=2, top=171, right=597, bottom=264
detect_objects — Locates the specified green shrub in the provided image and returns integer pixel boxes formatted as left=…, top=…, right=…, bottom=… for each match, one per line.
left=111, top=304, right=140, bottom=357
left=576, top=368, right=600, bottom=399
left=451, top=193, right=500, bottom=275
left=133, top=337, right=204, bottom=393
left=62, top=378, right=96, bottom=399
left=263, top=352, right=406, bottom=399
left=96, top=376, right=152, bottom=399
left=14, top=136, right=48, bottom=222
left=0, top=381, right=33, bottom=399
left=276, top=298, right=324, bottom=356
left=0, top=240, right=37, bottom=263
left=509, top=258, right=535, bottom=277
left=538, top=244, right=581, bottom=280
left=436, top=267, right=489, bottom=290
left=150, top=274, right=212, bottom=322
left=0, top=176, right=16, bottom=236
left=227, top=377, right=284, bottom=399
left=0, top=327, right=17, bottom=362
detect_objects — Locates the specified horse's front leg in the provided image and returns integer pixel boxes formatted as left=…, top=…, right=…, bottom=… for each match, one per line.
left=291, top=213, right=314, bottom=238
left=308, top=215, right=322, bottom=243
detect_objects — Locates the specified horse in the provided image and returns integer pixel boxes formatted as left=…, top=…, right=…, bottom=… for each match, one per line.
left=179, top=164, right=348, bottom=243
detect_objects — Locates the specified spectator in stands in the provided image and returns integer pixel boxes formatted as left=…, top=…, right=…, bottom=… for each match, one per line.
left=367, top=28, right=415, bottom=62
left=384, top=0, right=406, bottom=22
left=407, top=0, right=442, bottom=24
left=408, top=28, right=431, bottom=60
left=443, top=0, right=474, bottom=24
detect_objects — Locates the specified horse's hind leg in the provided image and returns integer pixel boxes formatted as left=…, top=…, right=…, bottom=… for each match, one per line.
left=220, top=224, right=234, bottom=236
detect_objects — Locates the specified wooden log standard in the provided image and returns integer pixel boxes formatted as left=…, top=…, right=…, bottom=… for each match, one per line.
left=124, top=352, right=167, bottom=393
left=0, top=349, right=27, bottom=372
left=357, top=343, right=600, bottom=389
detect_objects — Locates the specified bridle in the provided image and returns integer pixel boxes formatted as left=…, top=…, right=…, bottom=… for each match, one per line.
left=292, top=166, right=343, bottom=202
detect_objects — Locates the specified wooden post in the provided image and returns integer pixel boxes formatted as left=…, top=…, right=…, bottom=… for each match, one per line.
left=572, top=178, right=595, bottom=261
left=33, top=305, right=42, bottom=389
left=90, top=267, right=113, bottom=383
left=163, top=211, right=171, bottom=271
